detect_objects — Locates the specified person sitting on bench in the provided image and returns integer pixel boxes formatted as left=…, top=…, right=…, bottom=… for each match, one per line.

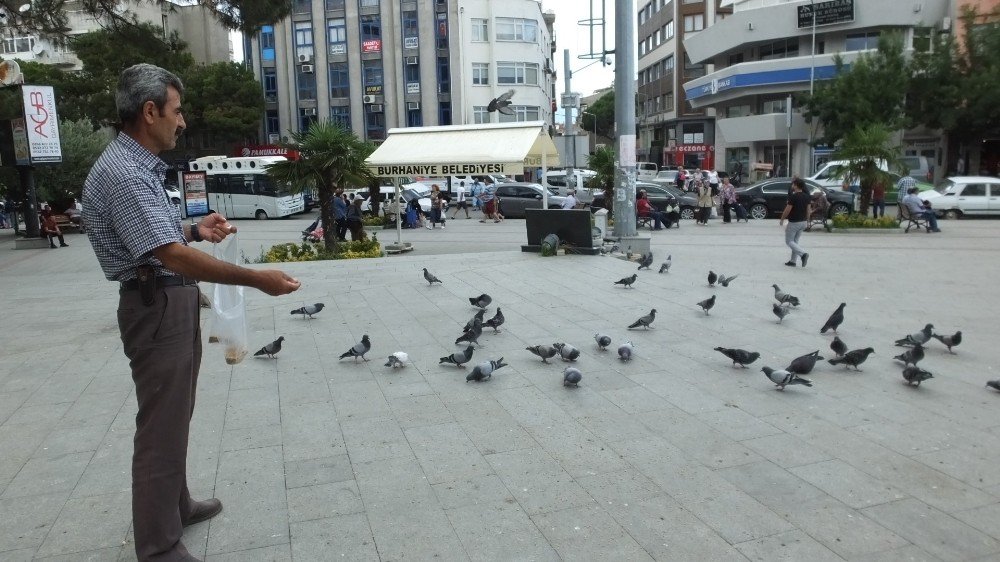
left=637, top=190, right=668, bottom=230
left=901, top=187, right=941, bottom=233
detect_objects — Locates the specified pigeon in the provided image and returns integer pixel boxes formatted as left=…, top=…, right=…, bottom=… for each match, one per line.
left=828, top=347, right=875, bottom=371
left=893, top=344, right=925, bottom=366
left=637, top=253, right=653, bottom=270
left=787, top=350, right=824, bottom=375
left=772, top=303, right=791, bottom=323
left=772, top=284, right=801, bottom=307
left=384, top=351, right=408, bottom=368
left=455, top=318, right=483, bottom=346
left=469, top=294, right=492, bottom=309
left=563, top=367, right=583, bottom=387
left=253, top=336, right=284, bottom=359
left=423, top=268, right=442, bottom=285
left=902, top=365, right=934, bottom=387
left=466, top=357, right=508, bottom=382
left=464, top=309, right=486, bottom=332
left=339, top=335, right=371, bottom=361
left=483, top=308, right=505, bottom=333
left=658, top=255, right=672, bottom=273
left=761, top=366, right=812, bottom=390
left=987, top=380, right=1000, bottom=392
left=830, top=336, right=848, bottom=358
left=614, top=273, right=637, bottom=288
left=894, top=323, right=934, bottom=347
left=486, top=89, right=516, bottom=115
left=618, top=341, right=635, bottom=362
left=526, top=344, right=558, bottom=363
left=697, top=295, right=716, bottom=315
left=439, top=345, right=474, bottom=367
left=628, top=309, right=656, bottom=330
left=719, top=274, right=739, bottom=287
left=931, top=331, right=962, bottom=354
left=290, top=303, right=324, bottom=319
left=707, top=270, right=718, bottom=287
left=820, top=303, right=846, bottom=334
left=553, top=342, right=580, bottom=362
left=714, top=347, right=760, bottom=368
left=594, top=333, right=612, bottom=350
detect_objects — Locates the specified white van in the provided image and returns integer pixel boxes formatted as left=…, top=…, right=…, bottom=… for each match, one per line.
left=636, top=162, right=659, bottom=181
left=810, top=157, right=931, bottom=188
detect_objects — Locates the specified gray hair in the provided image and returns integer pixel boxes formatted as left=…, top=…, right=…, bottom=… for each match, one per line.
left=115, top=63, right=184, bottom=125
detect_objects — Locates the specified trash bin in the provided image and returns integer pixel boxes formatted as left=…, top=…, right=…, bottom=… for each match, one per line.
left=593, top=208, right=608, bottom=240
left=541, top=233, right=559, bottom=256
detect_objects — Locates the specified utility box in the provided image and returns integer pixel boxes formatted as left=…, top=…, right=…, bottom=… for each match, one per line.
left=593, top=208, right=608, bottom=240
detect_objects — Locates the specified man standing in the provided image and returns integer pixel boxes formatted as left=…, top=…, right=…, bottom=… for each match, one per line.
left=896, top=174, right=916, bottom=205
left=479, top=177, right=498, bottom=222
left=82, top=64, right=300, bottom=562
left=779, top=177, right=812, bottom=267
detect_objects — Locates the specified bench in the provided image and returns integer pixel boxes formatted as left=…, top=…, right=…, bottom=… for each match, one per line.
left=805, top=210, right=831, bottom=232
left=899, top=204, right=928, bottom=233
left=52, top=213, right=83, bottom=233
left=636, top=214, right=653, bottom=229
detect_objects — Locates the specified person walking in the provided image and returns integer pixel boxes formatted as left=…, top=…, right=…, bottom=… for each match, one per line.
left=429, top=184, right=446, bottom=228
left=470, top=178, right=483, bottom=216
left=333, top=189, right=348, bottom=241
left=695, top=180, right=713, bottom=225
left=82, top=64, right=300, bottom=562
left=479, top=178, right=499, bottom=223
left=779, top=177, right=813, bottom=267
left=719, top=176, right=737, bottom=223
left=871, top=178, right=886, bottom=218
left=346, top=196, right=365, bottom=238
left=450, top=180, right=470, bottom=219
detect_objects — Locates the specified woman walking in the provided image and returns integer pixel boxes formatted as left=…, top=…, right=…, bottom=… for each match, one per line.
left=720, top=176, right=737, bottom=223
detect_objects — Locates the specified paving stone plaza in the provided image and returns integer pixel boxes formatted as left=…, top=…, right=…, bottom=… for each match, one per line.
left=2, top=216, right=999, bottom=561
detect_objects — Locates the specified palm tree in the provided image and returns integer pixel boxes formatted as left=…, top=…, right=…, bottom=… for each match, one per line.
left=587, top=145, right=616, bottom=213
left=266, top=121, right=374, bottom=249
left=831, top=123, right=902, bottom=215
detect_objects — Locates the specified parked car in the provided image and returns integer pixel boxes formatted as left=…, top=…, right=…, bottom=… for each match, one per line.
left=650, top=170, right=679, bottom=186
left=919, top=176, right=1000, bottom=219
left=589, top=182, right=698, bottom=219
left=735, top=178, right=856, bottom=220
left=492, top=182, right=566, bottom=218
left=544, top=169, right=597, bottom=191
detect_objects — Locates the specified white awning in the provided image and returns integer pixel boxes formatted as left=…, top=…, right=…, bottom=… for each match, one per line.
left=366, top=121, right=561, bottom=177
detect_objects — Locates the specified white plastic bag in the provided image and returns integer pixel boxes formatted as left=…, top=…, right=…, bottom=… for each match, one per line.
left=210, top=235, right=248, bottom=364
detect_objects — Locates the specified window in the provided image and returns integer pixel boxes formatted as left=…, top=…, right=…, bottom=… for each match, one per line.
left=263, top=68, right=277, bottom=101
left=365, top=107, right=385, bottom=140
left=662, top=54, right=674, bottom=73
left=330, top=106, right=350, bottom=129
left=327, top=18, right=347, bottom=54
left=293, top=0, right=311, bottom=14
left=472, top=18, right=488, bottom=42
left=404, top=61, right=419, bottom=84
left=495, top=17, right=538, bottom=42
left=663, top=20, right=674, bottom=41
left=439, top=101, right=452, bottom=125
left=473, top=106, right=489, bottom=124
left=407, top=108, right=422, bottom=127
left=664, top=92, right=673, bottom=111
left=295, top=21, right=314, bottom=50
left=359, top=0, right=378, bottom=8
left=761, top=97, right=787, bottom=114
left=961, top=184, right=986, bottom=197
left=402, top=10, right=418, bottom=45
left=472, top=63, right=489, bottom=85
left=682, top=123, right=704, bottom=144
left=329, top=62, right=349, bottom=98
left=845, top=31, right=880, bottom=51
left=760, top=38, right=798, bottom=60
left=297, top=69, right=317, bottom=100
left=362, top=60, right=383, bottom=93
left=498, top=105, right=540, bottom=123
left=683, top=53, right=704, bottom=79
left=265, top=110, right=279, bottom=136
left=299, top=108, right=318, bottom=132
left=325, top=0, right=345, bottom=9
left=360, top=15, right=381, bottom=48
left=725, top=104, right=751, bottom=118
left=496, top=61, right=539, bottom=85
left=437, top=56, right=450, bottom=93
left=683, top=14, right=704, bottom=32
left=436, top=13, right=449, bottom=49
left=728, top=52, right=744, bottom=66
left=913, top=27, right=932, bottom=53
left=260, top=25, right=275, bottom=61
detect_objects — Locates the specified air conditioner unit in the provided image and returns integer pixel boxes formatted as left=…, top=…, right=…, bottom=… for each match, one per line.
left=303, top=108, right=317, bottom=116
left=298, top=53, right=312, bottom=63
left=301, top=64, right=314, bottom=74
left=268, top=133, right=280, bottom=143
left=406, top=101, right=420, bottom=110
left=362, top=94, right=377, bottom=104
left=941, top=16, right=952, bottom=30
left=405, top=56, right=418, bottom=65
left=370, top=104, right=384, bottom=112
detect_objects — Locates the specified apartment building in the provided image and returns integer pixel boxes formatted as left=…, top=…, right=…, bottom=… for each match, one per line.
left=249, top=0, right=556, bottom=144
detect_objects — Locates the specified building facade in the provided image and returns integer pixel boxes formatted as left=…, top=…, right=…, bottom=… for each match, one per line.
left=681, top=0, right=951, bottom=180
left=636, top=0, right=732, bottom=170
left=249, top=0, right=556, bottom=145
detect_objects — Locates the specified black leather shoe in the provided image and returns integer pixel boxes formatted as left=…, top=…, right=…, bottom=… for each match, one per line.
left=183, top=498, right=223, bottom=527
left=784, top=261, right=796, bottom=267
left=801, top=253, right=809, bottom=268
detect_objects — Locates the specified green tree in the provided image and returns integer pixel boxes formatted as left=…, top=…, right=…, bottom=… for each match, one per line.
left=264, top=121, right=374, bottom=249
left=830, top=123, right=901, bottom=215
left=801, top=33, right=909, bottom=146
left=586, top=145, right=616, bottom=211
left=183, top=62, right=265, bottom=143
left=581, top=92, right=615, bottom=140
left=31, top=118, right=113, bottom=202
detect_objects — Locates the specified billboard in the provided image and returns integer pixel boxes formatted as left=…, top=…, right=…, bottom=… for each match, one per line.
left=182, top=171, right=209, bottom=217
left=21, top=85, right=62, bottom=163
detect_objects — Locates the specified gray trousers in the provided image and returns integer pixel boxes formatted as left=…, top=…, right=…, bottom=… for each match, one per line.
left=785, top=220, right=808, bottom=261
left=118, top=284, right=202, bottom=561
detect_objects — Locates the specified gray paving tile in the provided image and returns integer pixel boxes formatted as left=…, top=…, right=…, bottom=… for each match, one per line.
left=446, top=501, right=559, bottom=561
left=34, top=491, right=131, bottom=558
left=365, top=504, right=468, bottom=561
left=2, top=451, right=92, bottom=499
left=352, top=455, right=439, bottom=510
left=204, top=543, right=292, bottom=561
left=223, top=387, right=279, bottom=431
left=485, top=448, right=594, bottom=516
left=0, top=491, right=68, bottom=553
left=328, top=380, right=390, bottom=420
left=207, top=446, right=288, bottom=556
left=531, top=503, right=653, bottom=561
left=848, top=544, right=940, bottom=562
left=340, top=415, right=413, bottom=465
left=431, top=473, right=515, bottom=511
left=913, top=446, right=1000, bottom=489
left=734, top=529, right=842, bottom=562
left=405, top=423, right=490, bottom=485
left=70, top=428, right=132, bottom=499
left=389, top=393, right=455, bottom=429
left=34, top=425, right=109, bottom=459
left=283, top=454, right=353, bottom=490
left=279, top=401, right=344, bottom=463
left=639, top=407, right=763, bottom=469
left=0, top=547, right=35, bottom=561
left=289, top=514, right=377, bottom=560
left=863, top=498, right=1000, bottom=561
left=35, top=546, right=124, bottom=561
left=696, top=405, right=783, bottom=441
left=740, top=433, right=834, bottom=468
left=953, top=502, right=1000, bottom=542
left=221, top=424, right=282, bottom=452
left=286, top=480, right=364, bottom=523
left=789, top=459, right=908, bottom=509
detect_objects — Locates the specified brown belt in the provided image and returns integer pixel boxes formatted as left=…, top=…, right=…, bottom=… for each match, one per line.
left=119, top=275, right=196, bottom=292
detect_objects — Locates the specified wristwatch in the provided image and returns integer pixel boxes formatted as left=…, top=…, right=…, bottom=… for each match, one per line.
left=190, top=222, right=203, bottom=242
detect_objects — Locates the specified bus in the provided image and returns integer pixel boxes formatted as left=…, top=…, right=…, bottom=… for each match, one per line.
left=187, top=156, right=305, bottom=219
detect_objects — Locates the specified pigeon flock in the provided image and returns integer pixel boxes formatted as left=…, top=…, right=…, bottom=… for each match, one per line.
left=245, top=256, right=975, bottom=398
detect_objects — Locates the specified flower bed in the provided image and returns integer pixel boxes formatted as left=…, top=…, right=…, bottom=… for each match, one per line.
left=252, top=235, right=382, bottom=263
left=831, top=215, right=900, bottom=229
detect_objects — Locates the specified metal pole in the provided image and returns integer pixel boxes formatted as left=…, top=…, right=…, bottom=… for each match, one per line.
left=808, top=0, right=816, bottom=176
left=563, top=49, right=574, bottom=198
left=786, top=94, right=792, bottom=177
left=612, top=0, right=636, bottom=237
left=18, top=165, right=40, bottom=238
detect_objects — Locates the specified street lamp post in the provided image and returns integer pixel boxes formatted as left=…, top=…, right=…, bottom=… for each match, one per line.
left=808, top=0, right=817, bottom=176
left=581, top=110, right=596, bottom=155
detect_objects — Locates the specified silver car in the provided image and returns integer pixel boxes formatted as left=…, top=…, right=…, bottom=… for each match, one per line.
left=493, top=182, right=567, bottom=218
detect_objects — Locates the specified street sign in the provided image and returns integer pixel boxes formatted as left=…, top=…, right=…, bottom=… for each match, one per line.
left=797, top=0, right=854, bottom=29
